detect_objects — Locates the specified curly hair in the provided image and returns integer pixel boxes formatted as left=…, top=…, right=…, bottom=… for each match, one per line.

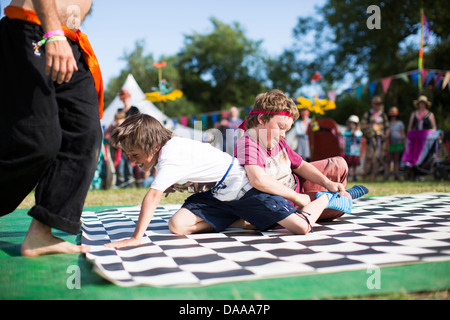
left=245, top=89, right=299, bottom=130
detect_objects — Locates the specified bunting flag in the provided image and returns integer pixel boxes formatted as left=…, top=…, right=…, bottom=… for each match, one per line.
left=210, top=113, right=219, bottom=124
left=411, top=71, right=420, bottom=87
left=368, top=81, right=377, bottom=97
left=180, top=116, right=188, bottom=127
left=327, top=90, right=337, bottom=102
left=200, top=114, right=208, bottom=127
left=354, top=85, right=363, bottom=99
left=398, top=73, right=409, bottom=83
left=381, top=77, right=392, bottom=93
left=424, top=71, right=435, bottom=86
left=442, top=71, right=450, bottom=90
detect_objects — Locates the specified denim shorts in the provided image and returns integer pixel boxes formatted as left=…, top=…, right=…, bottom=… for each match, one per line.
left=182, top=188, right=297, bottom=232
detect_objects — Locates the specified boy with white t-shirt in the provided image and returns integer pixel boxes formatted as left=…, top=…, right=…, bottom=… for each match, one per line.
left=105, top=114, right=353, bottom=249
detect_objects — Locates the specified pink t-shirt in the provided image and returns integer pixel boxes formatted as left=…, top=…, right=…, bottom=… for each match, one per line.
left=234, top=134, right=303, bottom=192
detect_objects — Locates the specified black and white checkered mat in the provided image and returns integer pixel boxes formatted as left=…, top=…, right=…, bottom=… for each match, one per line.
left=81, top=194, right=450, bottom=287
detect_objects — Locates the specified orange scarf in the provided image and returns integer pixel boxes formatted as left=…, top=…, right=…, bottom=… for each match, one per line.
left=4, top=5, right=104, bottom=119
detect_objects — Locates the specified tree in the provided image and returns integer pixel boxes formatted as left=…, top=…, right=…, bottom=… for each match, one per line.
left=292, top=0, right=450, bottom=84
left=176, top=17, right=267, bottom=111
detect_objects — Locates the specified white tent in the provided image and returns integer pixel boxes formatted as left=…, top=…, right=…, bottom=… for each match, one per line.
left=101, top=73, right=167, bottom=128
left=101, top=73, right=205, bottom=141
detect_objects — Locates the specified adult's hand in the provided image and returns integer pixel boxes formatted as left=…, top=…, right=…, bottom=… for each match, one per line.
left=45, top=39, right=78, bottom=84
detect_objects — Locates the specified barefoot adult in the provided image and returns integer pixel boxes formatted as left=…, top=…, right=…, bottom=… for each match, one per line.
left=0, top=0, right=103, bottom=256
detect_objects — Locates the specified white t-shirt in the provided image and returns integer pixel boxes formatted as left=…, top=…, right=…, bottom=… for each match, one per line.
left=151, top=137, right=251, bottom=201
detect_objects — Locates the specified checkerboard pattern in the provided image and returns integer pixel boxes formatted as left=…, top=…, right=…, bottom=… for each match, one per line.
left=81, top=194, right=450, bottom=287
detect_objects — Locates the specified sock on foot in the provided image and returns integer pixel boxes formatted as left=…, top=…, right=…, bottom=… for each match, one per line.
left=316, top=191, right=352, bottom=213
left=346, top=185, right=369, bottom=200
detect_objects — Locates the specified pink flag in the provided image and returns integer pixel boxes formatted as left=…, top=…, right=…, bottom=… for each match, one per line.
left=381, top=77, right=391, bottom=93
left=180, top=116, right=188, bottom=127
left=327, top=90, right=337, bottom=102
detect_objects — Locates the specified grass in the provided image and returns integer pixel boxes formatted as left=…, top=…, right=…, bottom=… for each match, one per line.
left=17, top=179, right=450, bottom=209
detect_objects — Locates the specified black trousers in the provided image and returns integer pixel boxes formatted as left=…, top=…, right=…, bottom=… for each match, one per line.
left=0, top=18, right=102, bottom=234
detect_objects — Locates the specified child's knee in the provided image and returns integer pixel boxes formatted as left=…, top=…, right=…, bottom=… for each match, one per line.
left=168, top=216, right=190, bottom=235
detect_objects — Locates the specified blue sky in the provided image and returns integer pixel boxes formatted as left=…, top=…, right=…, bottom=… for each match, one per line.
left=1, top=0, right=326, bottom=86
left=80, top=0, right=326, bottom=85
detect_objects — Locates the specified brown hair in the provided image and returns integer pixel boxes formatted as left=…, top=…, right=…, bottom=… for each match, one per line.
left=110, top=113, right=173, bottom=155
left=245, top=89, right=299, bottom=130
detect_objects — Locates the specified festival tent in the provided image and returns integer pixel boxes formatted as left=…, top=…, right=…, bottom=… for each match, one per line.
left=101, top=74, right=203, bottom=140
left=101, top=73, right=167, bottom=129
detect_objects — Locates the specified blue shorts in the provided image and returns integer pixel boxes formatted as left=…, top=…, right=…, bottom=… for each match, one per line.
left=182, top=188, right=297, bottom=232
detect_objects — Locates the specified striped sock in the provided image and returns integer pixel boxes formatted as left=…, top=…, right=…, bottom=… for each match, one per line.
left=347, top=185, right=369, bottom=200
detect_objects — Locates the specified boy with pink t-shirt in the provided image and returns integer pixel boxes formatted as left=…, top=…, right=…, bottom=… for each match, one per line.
left=235, top=89, right=368, bottom=222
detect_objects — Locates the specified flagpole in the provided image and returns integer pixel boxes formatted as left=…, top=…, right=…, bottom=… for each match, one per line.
left=418, top=8, right=424, bottom=90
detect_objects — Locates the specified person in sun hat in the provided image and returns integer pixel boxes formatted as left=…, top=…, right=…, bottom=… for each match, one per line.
left=385, top=107, right=405, bottom=181
left=407, top=95, right=436, bottom=132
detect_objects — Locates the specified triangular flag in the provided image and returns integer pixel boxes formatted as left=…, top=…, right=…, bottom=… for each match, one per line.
left=368, top=81, right=377, bottom=97
left=355, top=85, right=363, bottom=100
left=442, top=71, right=450, bottom=90
left=210, top=113, right=219, bottom=124
left=381, top=77, right=392, bottom=93
left=327, top=90, right=337, bottom=102
left=180, top=116, right=188, bottom=127
left=434, top=72, right=444, bottom=88
left=411, top=72, right=419, bottom=87
left=200, top=114, right=208, bottom=127
left=424, top=71, right=435, bottom=86
left=398, top=73, right=409, bottom=83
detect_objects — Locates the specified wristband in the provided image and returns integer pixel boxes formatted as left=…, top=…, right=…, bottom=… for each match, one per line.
left=45, top=36, right=68, bottom=44
left=43, top=30, right=65, bottom=39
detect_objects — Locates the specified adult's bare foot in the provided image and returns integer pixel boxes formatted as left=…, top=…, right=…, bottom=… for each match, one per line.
left=21, top=218, right=90, bottom=257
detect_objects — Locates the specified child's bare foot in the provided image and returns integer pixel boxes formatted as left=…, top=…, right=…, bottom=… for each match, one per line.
left=21, top=218, right=90, bottom=257
left=229, top=219, right=257, bottom=230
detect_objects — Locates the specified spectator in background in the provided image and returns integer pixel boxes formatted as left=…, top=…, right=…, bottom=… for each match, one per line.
left=343, top=115, right=363, bottom=181
left=294, top=107, right=311, bottom=161
left=118, top=88, right=140, bottom=117
left=385, top=107, right=405, bottom=181
left=360, top=95, right=388, bottom=181
left=117, top=88, right=141, bottom=187
left=220, top=106, right=243, bottom=155
left=407, top=95, right=436, bottom=132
